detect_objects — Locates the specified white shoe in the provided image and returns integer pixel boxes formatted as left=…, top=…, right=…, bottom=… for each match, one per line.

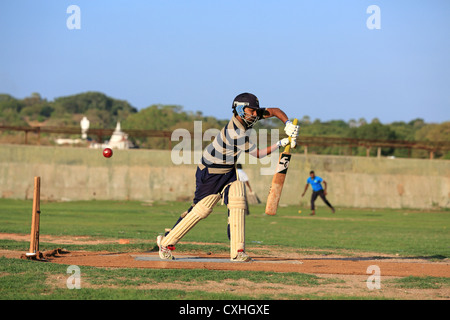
left=231, top=250, right=252, bottom=262
left=156, top=235, right=175, bottom=260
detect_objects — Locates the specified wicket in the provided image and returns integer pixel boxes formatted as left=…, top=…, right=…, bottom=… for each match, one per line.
left=25, top=176, right=41, bottom=259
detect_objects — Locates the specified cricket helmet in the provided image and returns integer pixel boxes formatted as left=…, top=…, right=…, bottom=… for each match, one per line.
left=232, top=92, right=265, bottom=128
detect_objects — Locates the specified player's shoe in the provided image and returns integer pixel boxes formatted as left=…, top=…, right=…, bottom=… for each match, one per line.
left=156, top=235, right=175, bottom=260
left=231, top=249, right=252, bottom=262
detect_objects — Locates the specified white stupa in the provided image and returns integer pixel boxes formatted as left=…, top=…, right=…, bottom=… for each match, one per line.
left=80, top=116, right=90, bottom=139
left=106, top=122, right=134, bottom=149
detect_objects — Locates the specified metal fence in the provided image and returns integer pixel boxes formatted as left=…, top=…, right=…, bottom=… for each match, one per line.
left=1, top=125, right=449, bottom=159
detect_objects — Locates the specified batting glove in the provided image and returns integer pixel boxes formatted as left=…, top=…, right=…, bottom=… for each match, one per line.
left=291, top=139, right=297, bottom=149
left=284, top=120, right=300, bottom=139
left=277, top=138, right=290, bottom=147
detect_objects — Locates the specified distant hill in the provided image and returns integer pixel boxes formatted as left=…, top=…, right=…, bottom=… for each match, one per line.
left=0, top=91, right=137, bottom=128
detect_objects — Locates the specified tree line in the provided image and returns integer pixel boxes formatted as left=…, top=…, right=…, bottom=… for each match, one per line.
left=0, top=92, right=449, bottom=159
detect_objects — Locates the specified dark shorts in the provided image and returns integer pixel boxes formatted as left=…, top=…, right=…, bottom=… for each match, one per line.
left=193, top=166, right=237, bottom=206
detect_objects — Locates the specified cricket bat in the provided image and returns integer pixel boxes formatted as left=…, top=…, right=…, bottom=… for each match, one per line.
left=265, top=118, right=298, bottom=216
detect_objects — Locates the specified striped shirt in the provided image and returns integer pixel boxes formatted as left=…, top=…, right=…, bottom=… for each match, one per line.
left=200, top=116, right=257, bottom=174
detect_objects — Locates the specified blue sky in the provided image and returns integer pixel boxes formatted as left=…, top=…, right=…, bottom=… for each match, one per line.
left=1, top=0, right=449, bottom=123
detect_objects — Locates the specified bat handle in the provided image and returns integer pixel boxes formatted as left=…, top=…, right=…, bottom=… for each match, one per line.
left=284, top=118, right=298, bottom=153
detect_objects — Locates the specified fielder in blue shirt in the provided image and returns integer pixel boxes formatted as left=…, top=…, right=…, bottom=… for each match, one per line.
left=301, top=170, right=335, bottom=216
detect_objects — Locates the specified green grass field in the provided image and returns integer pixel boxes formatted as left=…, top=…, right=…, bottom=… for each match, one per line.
left=0, top=198, right=449, bottom=300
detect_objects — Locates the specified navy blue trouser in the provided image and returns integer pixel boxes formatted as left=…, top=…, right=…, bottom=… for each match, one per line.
left=167, top=166, right=237, bottom=238
left=311, top=189, right=334, bottom=210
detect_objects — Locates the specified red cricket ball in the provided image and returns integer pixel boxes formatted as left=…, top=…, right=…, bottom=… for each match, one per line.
left=103, top=148, right=113, bottom=158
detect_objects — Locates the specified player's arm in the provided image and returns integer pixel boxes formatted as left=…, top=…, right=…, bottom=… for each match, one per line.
left=323, top=180, right=327, bottom=195
left=248, top=108, right=298, bottom=158
left=301, top=184, right=309, bottom=197
left=262, top=108, right=289, bottom=123
left=249, top=138, right=292, bottom=158
left=251, top=109, right=298, bottom=158
left=263, top=108, right=300, bottom=146
left=249, top=144, right=278, bottom=158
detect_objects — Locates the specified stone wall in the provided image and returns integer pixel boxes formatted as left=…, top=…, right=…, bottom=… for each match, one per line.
left=0, top=144, right=448, bottom=209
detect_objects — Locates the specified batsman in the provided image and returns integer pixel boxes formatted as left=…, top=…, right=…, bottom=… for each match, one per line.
left=157, top=93, right=300, bottom=262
